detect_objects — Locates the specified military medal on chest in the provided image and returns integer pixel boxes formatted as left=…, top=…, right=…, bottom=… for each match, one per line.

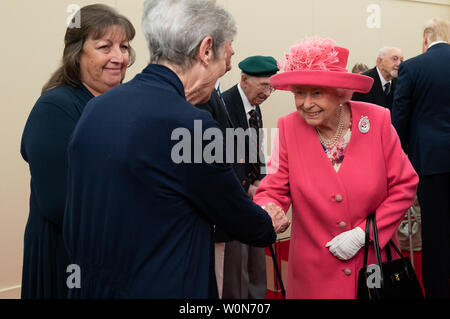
left=358, top=115, right=370, bottom=133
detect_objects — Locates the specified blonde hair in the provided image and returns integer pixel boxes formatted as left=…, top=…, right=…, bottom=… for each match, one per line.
left=423, top=18, right=450, bottom=44
left=351, top=62, right=368, bottom=74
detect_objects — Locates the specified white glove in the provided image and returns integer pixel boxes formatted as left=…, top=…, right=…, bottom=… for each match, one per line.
left=326, top=227, right=365, bottom=260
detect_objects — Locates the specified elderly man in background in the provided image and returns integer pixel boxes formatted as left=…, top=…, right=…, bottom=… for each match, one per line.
left=221, top=56, right=279, bottom=299
left=62, top=0, right=289, bottom=299
left=392, top=18, right=450, bottom=299
left=352, top=47, right=403, bottom=111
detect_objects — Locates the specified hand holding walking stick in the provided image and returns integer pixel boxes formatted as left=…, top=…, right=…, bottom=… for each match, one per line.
left=264, top=203, right=290, bottom=298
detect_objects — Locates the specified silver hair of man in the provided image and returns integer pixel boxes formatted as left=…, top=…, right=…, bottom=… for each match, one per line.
left=377, top=46, right=402, bottom=59
left=141, top=0, right=237, bottom=71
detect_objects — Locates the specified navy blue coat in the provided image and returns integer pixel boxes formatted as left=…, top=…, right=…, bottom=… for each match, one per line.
left=62, top=64, right=276, bottom=298
left=223, top=84, right=266, bottom=188
left=20, top=85, right=94, bottom=298
left=196, top=89, right=235, bottom=243
left=392, top=43, right=450, bottom=176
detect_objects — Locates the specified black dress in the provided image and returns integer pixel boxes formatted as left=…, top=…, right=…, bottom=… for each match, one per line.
left=20, top=84, right=93, bottom=298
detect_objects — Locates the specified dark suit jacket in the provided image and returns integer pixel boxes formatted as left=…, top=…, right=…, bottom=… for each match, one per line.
left=63, top=64, right=276, bottom=298
left=195, top=89, right=237, bottom=243
left=392, top=42, right=450, bottom=176
left=352, top=67, right=396, bottom=110
left=222, top=84, right=266, bottom=187
left=196, top=89, right=234, bottom=131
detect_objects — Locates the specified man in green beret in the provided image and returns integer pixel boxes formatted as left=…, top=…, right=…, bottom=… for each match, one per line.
left=222, top=55, right=278, bottom=299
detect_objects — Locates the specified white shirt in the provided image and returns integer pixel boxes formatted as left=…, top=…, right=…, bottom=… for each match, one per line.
left=376, top=66, right=391, bottom=92
left=237, top=83, right=257, bottom=127
left=428, top=41, right=447, bottom=50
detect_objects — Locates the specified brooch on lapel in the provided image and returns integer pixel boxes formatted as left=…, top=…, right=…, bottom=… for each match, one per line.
left=358, top=116, right=370, bottom=134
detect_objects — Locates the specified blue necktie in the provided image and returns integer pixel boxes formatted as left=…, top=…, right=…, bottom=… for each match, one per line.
left=384, top=82, right=391, bottom=95
left=248, top=110, right=261, bottom=181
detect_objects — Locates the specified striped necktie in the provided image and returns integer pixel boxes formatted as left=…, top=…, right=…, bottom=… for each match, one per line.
left=384, top=82, right=391, bottom=95
left=248, top=109, right=261, bottom=182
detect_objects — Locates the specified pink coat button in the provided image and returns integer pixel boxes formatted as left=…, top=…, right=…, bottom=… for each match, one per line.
left=335, top=194, right=343, bottom=202
left=344, top=268, right=352, bottom=276
left=338, top=221, right=347, bottom=228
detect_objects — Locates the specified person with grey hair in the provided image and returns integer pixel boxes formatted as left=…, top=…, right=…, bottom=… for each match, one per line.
left=352, top=47, right=403, bottom=111
left=62, top=0, right=289, bottom=299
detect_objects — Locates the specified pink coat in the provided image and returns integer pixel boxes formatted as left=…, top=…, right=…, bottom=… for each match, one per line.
left=254, top=101, right=418, bottom=299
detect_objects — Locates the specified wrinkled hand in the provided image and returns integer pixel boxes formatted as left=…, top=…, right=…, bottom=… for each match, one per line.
left=248, top=184, right=257, bottom=199
left=264, top=203, right=290, bottom=234
left=326, top=227, right=365, bottom=260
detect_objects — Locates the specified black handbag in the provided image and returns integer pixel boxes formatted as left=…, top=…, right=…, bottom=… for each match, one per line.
left=357, top=213, right=424, bottom=299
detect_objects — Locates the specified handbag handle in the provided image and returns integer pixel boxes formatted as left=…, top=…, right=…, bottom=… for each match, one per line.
left=386, top=240, right=404, bottom=260
left=362, top=213, right=403, bottom=264
left=370, top=214, right=384, bottom=272
left=363, top=214, right=371, bottom=268
left=362, top=213, right=385, bottom=286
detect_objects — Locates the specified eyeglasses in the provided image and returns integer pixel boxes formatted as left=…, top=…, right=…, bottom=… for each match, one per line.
left=258, top=83, right=276, bottom=93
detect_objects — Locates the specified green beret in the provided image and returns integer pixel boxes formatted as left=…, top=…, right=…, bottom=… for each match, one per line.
left=238, top=56, right=279, bottom=77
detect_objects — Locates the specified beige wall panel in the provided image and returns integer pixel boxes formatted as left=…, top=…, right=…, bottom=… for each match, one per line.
left=116, top=0, right=150, bottom=81
left=218, top=0, right=314, bottom=135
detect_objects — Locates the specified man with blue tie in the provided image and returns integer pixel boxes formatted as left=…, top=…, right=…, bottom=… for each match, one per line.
left=392, top=17, right=450, bottom=299
left=352, top=47, right=403, bottom=111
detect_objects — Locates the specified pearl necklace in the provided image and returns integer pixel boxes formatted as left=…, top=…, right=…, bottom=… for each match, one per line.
left=317, top=104, right=345, bottom=148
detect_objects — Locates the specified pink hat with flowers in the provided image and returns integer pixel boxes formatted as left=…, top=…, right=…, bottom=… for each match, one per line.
left=271, top=37, right=373, bottom=93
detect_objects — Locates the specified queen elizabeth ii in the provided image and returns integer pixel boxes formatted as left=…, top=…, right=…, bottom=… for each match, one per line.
left=253, top=37, right=419, bottom=299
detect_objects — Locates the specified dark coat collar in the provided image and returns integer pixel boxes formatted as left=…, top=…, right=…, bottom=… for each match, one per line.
left=138, top=64, right=186, bottom=99
left=426, top=42, right=449, bottom=53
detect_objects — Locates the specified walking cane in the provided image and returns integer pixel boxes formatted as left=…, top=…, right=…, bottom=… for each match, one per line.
left=407, top=209, right=415, bottom=269
left=269, top=244, right=286, bottom=298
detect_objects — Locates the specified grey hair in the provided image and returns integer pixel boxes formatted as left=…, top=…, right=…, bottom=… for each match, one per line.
left=335, top=88, right=354, bottom=104
left=377, top=47, right=401, bottom=59
left=289, top=86, right=354, bottom=104
left=141, top=0, right=237, bottom=71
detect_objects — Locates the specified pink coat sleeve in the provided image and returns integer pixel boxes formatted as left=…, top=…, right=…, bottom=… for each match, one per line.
left=357, top=108, right=419, bottom=249
left=253, top=117, right=292, bottom=213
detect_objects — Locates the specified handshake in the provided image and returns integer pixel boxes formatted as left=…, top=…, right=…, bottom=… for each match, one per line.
left=263, top=203, right=290, bottom=234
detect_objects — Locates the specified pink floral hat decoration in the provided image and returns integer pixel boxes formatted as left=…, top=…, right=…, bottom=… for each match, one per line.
left=270, top=37, right=373, bottom=93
